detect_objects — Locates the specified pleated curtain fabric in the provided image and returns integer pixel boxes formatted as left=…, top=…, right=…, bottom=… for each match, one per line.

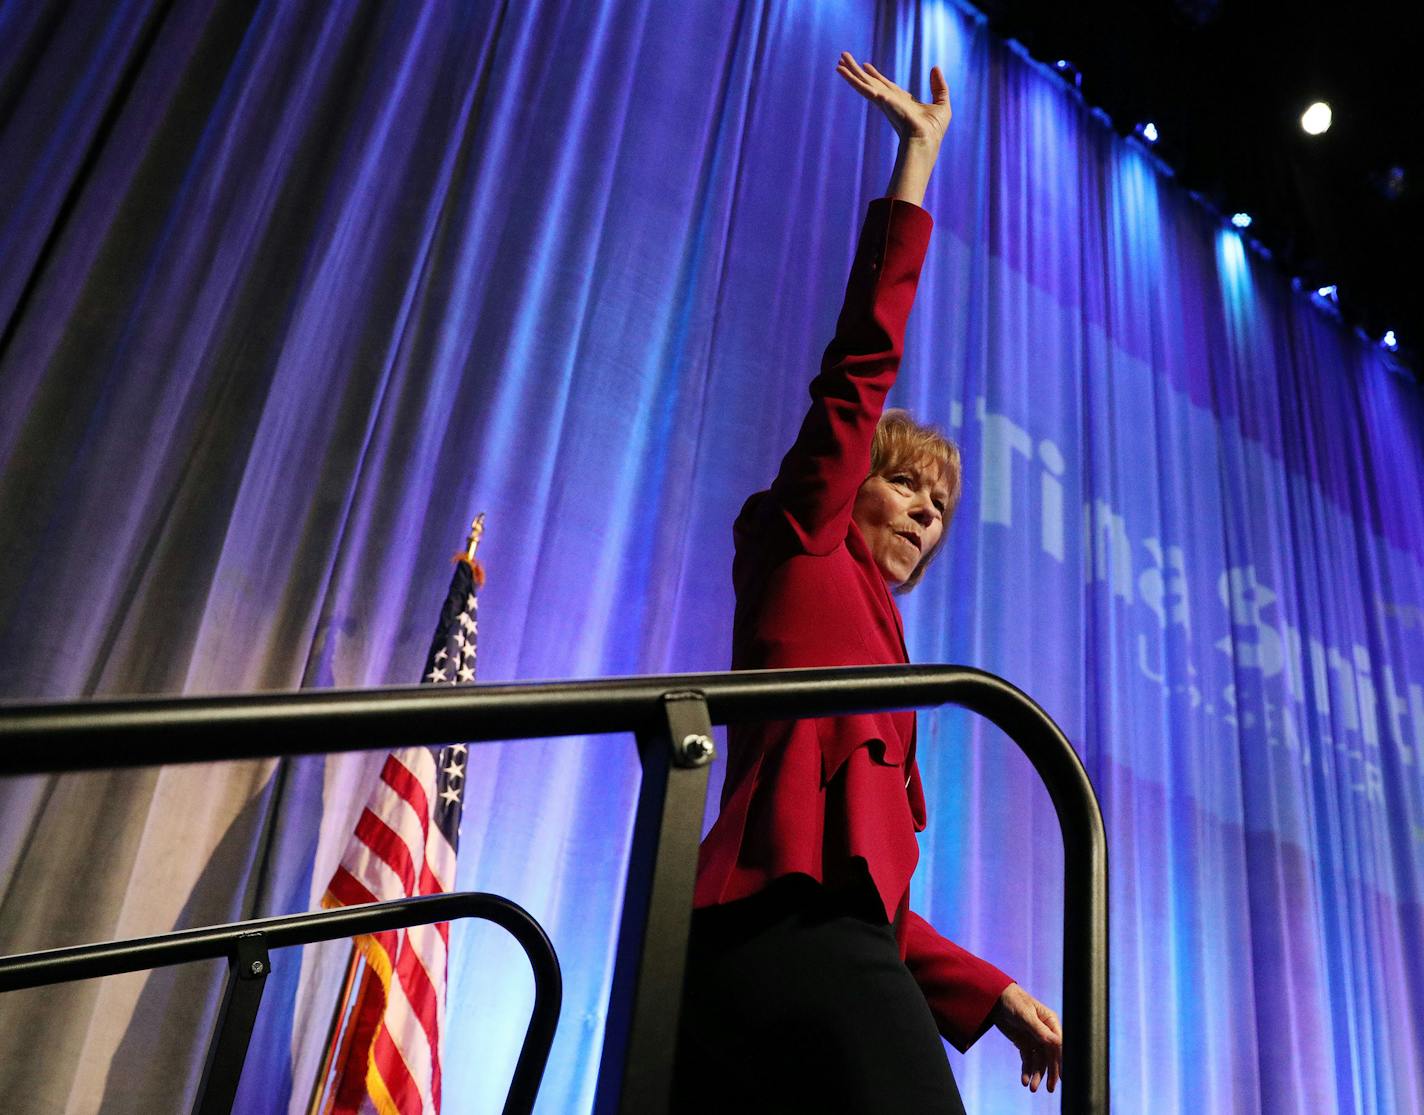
left=0, top=1, right=1421, bottom=1113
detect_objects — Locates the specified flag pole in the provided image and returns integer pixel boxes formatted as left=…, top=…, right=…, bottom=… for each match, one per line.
left=466, top=512, right=485, bottom=562
left=306, top=944, right=362, bottom=1115
left=461, top=513, right=487, bottom=586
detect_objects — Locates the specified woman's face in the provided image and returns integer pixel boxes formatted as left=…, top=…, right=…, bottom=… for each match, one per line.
left=851, top=460, right=949, bottom=588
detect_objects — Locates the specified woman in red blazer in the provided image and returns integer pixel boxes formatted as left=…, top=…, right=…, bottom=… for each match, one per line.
left=675, top=55, right=1062, bottom=1113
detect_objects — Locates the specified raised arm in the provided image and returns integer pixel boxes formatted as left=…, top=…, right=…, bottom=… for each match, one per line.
left=755, top=57, right=950, bottom=555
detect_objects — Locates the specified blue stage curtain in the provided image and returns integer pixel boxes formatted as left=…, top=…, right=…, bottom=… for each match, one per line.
left=1, top=1, right=1421, bottom=1112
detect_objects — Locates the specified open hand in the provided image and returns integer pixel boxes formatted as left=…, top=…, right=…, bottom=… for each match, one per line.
left=991, top=982, right=1063, bottom=1093
left=835, top=52, right=951, bottom=150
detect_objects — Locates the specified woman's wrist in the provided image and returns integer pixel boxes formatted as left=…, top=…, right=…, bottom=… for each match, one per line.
left=899, top=132, right=943, bottom=155
left=885, top=139, right=940, bottom=206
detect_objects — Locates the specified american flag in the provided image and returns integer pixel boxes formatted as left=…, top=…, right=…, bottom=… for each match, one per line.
left=320, top=553, right=481, bottom=1115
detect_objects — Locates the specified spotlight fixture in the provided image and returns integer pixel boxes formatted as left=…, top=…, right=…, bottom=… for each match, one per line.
left=1054, top=59, right=1083, bottom=89
left=1136, top=121, right=1160, bottom=144
left=1382, top=330, right=1399, bottom=352
left=1230, top=212, right=1252, bottom=229
left=1300, top=101, right=1332, bottom=135
left=1310, top=284, right=1341, bottom=316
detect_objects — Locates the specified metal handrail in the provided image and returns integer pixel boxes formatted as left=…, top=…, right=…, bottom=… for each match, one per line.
left=0, top=664, right=1109, bottom=1113
left=0, top=893, right=561, bottom=1115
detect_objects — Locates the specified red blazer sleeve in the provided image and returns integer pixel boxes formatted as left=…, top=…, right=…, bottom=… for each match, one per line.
left=756, top=198, right=933, bottom=555
left=900, top=907, right=1014, bottom=1053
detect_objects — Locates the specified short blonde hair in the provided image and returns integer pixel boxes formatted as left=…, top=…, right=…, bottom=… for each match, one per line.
left=868, top=409, right=962, bottom=594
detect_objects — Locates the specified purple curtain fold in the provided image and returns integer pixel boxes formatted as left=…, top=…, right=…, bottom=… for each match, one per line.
left=1, top=1, right=1421, bottom=1112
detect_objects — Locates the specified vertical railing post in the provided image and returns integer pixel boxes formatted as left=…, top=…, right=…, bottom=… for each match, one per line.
left=1061, top=817, right=1109, bottom=1115
left=953, top=676, right=1109, bottom=1115
left=594, top=691, right=714, bottom=1115
left=192, top=932, right=270, bottom=1115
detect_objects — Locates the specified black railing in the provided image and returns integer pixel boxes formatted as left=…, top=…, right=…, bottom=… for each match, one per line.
left=0, top=893, right=561, bottom=1115
left=0, top=664, right=1109, bottom=1113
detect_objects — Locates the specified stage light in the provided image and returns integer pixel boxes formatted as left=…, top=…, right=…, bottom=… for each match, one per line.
left=1054, top=59, right=1082, bottom=89
left=1310, top=284, right=1340, bottom=316
left=1136, top=122, right=1160, bottom=144
left=1231, top=212, right=1252, bottom=229
left=1301, top=101, right=1332, bottom=135
left=1304, top=286, right=1338, bottom=316
left=1382, top=330, right=1398, bottom=352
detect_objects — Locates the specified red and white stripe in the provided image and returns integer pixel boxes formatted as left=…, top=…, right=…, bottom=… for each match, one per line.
left=324, top=747, right=458, bottom=1115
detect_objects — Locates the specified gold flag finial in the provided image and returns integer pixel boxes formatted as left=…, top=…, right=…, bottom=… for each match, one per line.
left=465, top=513, right=486, bottom=561
left=459, top=513, right=488, bottom=587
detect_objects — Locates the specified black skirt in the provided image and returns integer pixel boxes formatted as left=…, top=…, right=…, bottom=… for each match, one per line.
left=672, top=875, right=967, bottom=1114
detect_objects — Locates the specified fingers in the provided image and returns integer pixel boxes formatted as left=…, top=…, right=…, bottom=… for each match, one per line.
left=929, top=64, right=951, bottom=109
left=840, top=51, right=873, bottom=84
left=847, top=54, right=942, bottom=104
left=838, top=53, right=905, bottom=98
left=1005, top=993, right=1062, bottom=1093
left=1039, top=1020, right=1063, bottom=1092
left=837, top=53, right=952, bottom=136
left=838, top=52, right=879, bottom=91
left=1019, top=1044, right=1045, bottom=1092
left=835, top=52, right=880, bottom=101
left=861, top=60, right=897, bottom=89
left=1026, top=1044, right=1059, bottom=1092
left=1034, top=1003, right=1063, bottom=1092
left=862, top=60, right=916, bottom=105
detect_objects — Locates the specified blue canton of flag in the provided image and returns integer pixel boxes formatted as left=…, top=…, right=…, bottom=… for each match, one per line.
left=422, top=557, right=481, bottom=849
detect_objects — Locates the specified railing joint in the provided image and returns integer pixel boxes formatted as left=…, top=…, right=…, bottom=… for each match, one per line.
left=660, top=690, right=715, bottom=768
left=232, top=933, right=270, bottom=981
